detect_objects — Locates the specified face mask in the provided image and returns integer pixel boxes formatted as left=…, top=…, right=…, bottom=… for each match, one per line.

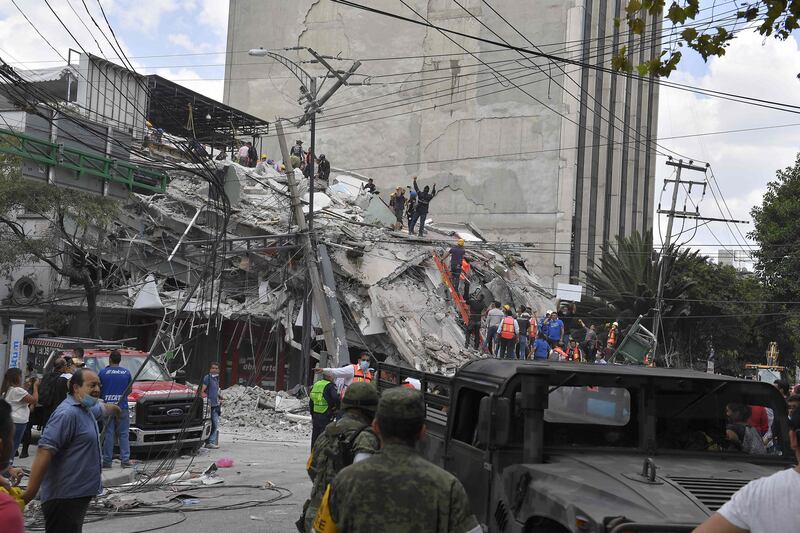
left=359, top=360, right=369, bottom=371
left=80, top=394, right=99, bottom=409
left=210, top=372, right=219, bottom=377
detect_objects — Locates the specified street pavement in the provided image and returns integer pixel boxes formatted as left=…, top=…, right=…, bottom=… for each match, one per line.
left=19, top=430, right=311, bottom=533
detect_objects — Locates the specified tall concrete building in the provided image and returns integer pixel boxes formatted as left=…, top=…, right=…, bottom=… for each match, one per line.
left=223, top=0, right=660, bottom=291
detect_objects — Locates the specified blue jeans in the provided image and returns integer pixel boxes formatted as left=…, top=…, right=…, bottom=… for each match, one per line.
left=103, top=414, right=131, bottom=465
left=11, top=422, right=25, bottom=465
left=207, top=406, right=221, bottom=445
left=517, top=335, right=528, bottom=360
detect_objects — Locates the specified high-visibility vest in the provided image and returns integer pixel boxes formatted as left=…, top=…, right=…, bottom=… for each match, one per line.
left=608, top=328, right=617, bottom=347
left=529, top=320, right=537, bottom=338
left=567, top=346, right=581, bottom=362
left=553, top=347, right=567, bottom=360
left=352, top=364, right=373, bottom=383
left=310, top=379, right=331, bottom=414
left=499, top=316, right=516, bottom=339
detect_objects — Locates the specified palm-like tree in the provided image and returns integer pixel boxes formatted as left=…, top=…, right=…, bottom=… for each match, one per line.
left=582, top=232, right=703, bottom=330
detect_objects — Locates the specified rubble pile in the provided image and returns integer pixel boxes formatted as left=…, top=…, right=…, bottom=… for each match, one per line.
left=220, top=385, right=311, bottom=441
left=110, top=157, right=555, bottom=374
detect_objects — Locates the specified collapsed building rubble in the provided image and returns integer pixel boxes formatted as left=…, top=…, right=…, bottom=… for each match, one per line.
left=110, top=156, right=555, bottom=381
left=220, top=385, right=311, bottom=441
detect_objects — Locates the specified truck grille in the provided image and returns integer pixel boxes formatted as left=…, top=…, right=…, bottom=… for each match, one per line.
left=137, top=397, right=203, bottom=429
left=668, top=476, right=750, bottom=511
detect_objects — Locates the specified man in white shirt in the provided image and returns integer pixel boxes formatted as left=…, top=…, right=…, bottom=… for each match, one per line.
left=484, top=302, right=504, bottom=356
left=693, top=411, right=800, bottom=533
left=313, top=353, right=373, bottom=396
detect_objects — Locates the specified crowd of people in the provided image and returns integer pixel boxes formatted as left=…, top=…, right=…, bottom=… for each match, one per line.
left=386, top=176, right=437, bottom=236
left=0, top=353, right=131, bottom=532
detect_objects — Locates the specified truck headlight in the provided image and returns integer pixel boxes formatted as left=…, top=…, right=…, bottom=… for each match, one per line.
left=128, top=403, right=136, bottom=422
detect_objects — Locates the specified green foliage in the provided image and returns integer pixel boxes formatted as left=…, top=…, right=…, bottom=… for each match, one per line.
left=582, top=232, right=779, bottom=369
left=618, top=1, right=799, bottom=76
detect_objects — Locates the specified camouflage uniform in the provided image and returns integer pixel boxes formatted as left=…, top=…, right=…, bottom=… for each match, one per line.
left=315, top=388, right=480, bottom=533
left=302, top=384, right=379, bottom=533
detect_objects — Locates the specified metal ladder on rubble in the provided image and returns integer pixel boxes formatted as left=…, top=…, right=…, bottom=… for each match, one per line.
left=433, top=253, right=483, bottom=347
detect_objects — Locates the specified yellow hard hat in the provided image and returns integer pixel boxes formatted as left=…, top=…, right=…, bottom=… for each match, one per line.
left=457, top=238, right=465, bottom=246
left=503, top=304, right=511, bottom=311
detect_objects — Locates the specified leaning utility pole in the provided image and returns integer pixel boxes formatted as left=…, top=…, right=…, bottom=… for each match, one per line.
left=653, top=159, right=707, bottom=359
left=249, top=47, right=361, bottom=385
left=653, top=158, right=748, bottom=361
left=276, top=120, right=339, bottom=373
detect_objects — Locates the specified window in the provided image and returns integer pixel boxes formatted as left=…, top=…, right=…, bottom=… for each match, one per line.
left=543, top=386, right=637, bottom=448
left=452, top=387, right=488, bottom=447
left=545, top=386, right=631, bottom=426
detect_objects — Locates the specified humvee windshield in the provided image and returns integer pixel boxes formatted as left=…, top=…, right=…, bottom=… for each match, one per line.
left=511, top=377, right=787, bottom=455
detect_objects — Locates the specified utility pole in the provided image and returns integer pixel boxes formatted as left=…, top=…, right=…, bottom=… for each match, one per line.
left=653, top=159, right=750, bottom=362
left=653, top=159, right=708, bottom=360
left=276, top=120, right=338, bottom=378
left=249, top=47, right=360, bottom=386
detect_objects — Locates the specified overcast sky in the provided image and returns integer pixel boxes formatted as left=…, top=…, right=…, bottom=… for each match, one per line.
left=0, top=0, right=797, bottom=268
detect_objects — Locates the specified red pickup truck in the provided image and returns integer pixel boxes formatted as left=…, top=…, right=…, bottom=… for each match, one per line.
left=26, top=336, right=211, bottom=452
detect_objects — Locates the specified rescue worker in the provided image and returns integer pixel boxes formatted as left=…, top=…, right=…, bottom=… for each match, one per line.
left=484, top=302, right=504, bottom=355
left=313, top=353, right=373, bottom=398
left=497, top=306, right=518, bottom=360
left=316, top=154, right=331, bottom=181
left=566, top=338, right=584, bottom=362
left=516, top=311, right=531, bottom=360
left=607, top=321, right=619, bottom=349
left=290, top=139, right=305, bottom=158
left=442, top=239, right=467, bottom=291
left=405, top=190, right=417, bottom=229
left=309, top=371, right=340, bottom=449
left=463, top=292, right=486, bottom=350
left=402, top=378, right=421, bottom=390
left=312, top=387, right=479, bottom=533
left=389, top=187, right=406, bottom=230
left=552, top=342, right=568, bottom=361
left=409, top=175, right=436, bottom=236
left=301, top=382, right=379, bottom=533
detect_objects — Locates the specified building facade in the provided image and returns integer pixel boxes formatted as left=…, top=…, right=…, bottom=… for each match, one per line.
left=223, top=0, right=660, bottom=290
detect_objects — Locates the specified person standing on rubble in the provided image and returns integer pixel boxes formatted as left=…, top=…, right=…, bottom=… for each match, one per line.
left=464, top=292, right=487, bottom=350
left=389, top=187, right=407, bottom=230
left=442, top=239, right=467, bottom=291
left=516, top=310, right=532, bottom=360
left=202, top=362, right=223, bottom=450
left=497, top=306, right=519, bottom=359
left=410, top=176, right=436, bottom=237
left=301, top=382, right=379, bottom=533
left=291, top=139, right=306, bottom=159
left=316, top=154, right=331, bottom=182
left=406, top=190, right=417, bottom=229
left=309, top=371, right=340, bottom=449
left=484, top=302, right=504, bottom=356
left=312, top=387, right=479, bottom=533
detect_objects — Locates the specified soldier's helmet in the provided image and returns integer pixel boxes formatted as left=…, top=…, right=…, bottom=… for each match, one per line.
left=342, top=382, right=379, bottom=412
left=377, top=387, right=425, bottom=420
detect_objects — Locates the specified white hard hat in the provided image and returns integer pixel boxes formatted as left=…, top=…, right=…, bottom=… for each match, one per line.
left=403, top=377, right=421, bottom=390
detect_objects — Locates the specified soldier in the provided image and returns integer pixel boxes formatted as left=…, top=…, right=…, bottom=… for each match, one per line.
left=300, top=382, right=379, bottom=533
left=313, top=387, right=480, bottom=533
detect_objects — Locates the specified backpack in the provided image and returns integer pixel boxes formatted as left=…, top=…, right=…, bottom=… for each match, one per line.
left=325, top=424, right=371, bottom=477
left=38, top=372, right=60, bottom=409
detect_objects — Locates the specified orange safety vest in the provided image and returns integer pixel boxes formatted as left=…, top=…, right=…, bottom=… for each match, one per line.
left=607, top=328, right=617, bottom=347
left=529, top=319, right=537, bottom=339
left=499, top=316, right=516, bottom=340
left=567, top=346, right=581, bottom=362
left=553, top=347, right=567, bottom=360
left=352, top=364, right=373, bottom=383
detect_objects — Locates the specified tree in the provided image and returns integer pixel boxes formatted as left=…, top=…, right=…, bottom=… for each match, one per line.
left=0, top=154, right=118, bottom=338
left=581, top=231, right=702, bottom=327
left=617, top=1, right=799, bottom=76
left=582, top=231, right=776, bottom=369
left=750, top=153, right=800, bottom=300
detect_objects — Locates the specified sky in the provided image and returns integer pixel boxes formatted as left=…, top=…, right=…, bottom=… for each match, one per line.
left=0, top=0, right=797, bottom=269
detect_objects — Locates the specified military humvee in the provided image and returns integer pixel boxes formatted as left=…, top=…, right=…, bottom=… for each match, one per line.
left=377, top=360, right=794, bottom=533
